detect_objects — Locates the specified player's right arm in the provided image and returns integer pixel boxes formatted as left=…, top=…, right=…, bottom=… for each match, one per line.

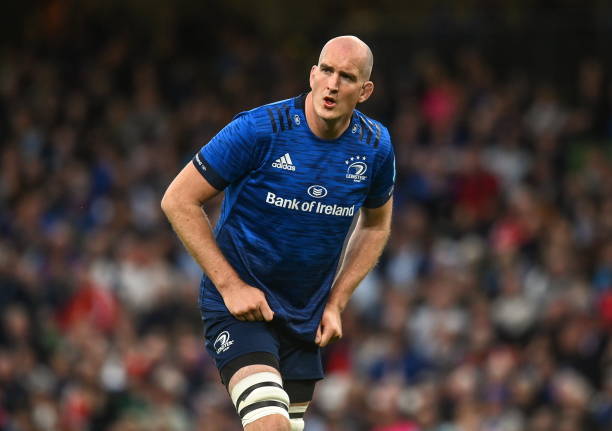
left=161, top=119, right=274, bottom=322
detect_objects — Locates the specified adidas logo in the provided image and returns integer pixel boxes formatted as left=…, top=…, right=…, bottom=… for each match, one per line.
left=272, top=153, right=296, bottom=171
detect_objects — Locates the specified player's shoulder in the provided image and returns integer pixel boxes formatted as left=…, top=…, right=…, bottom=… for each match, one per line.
left=236, top=95, right=304, bottom=136
left=351, top=108, right=392, bottom=151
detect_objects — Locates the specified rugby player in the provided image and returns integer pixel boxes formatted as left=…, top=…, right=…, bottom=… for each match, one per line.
left=162, top=35, right=395, bottom=431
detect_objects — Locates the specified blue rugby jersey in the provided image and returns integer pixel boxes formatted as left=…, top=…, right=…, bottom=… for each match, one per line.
left=192, top=94, right=395, bottom=342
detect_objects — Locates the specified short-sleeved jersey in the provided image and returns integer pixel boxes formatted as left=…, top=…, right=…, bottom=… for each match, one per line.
left=193, top=93, right=395, bottom=342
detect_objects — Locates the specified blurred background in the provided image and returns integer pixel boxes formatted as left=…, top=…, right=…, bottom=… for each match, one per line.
left=2, top=1, right=612, bottom=430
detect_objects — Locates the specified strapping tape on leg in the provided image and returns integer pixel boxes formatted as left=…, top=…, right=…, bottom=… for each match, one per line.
left=289, top=403, right=308, bottom=431
left=230, top=372, right=290, bottom=426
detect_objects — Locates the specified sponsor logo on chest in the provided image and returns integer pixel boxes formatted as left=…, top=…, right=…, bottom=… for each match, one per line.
left=265, top=189, right=355, bottom=217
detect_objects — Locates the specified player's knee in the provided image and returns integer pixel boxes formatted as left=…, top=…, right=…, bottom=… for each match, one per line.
left=230, top=372, right=290, bottom=429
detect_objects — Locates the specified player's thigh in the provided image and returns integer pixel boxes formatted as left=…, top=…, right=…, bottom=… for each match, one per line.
left=277, top=329, right=324, bottom=382
left=277, top=332, right=322, bottom=431
left=202, top=310, right=280, bottom=382
left=284, top=379, right=318, bottom=404
left=223, top=354, right=291, bottom=430
left=202, top=312, right=290, bottom=429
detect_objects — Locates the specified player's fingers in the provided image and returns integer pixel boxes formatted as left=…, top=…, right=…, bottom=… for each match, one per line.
left=260, top=301, right=274, bottom=322
left=315, top=324, right=322, bottom=345
left=239, top=310, right=255, bottom=321
left=315, top=323, right=321, bottom=345
left=319, top=326, right=334, bottom=347
left=324, top=323, right=343, bottom=346
left=251, top=307, right=264, bottom=321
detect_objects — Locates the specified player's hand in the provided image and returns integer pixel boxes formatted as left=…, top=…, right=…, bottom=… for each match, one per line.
left=315, top=304, right=342, bottom=347
left=221, top=283, right=275, bottom=322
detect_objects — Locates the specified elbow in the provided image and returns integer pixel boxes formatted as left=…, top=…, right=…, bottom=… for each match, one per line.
left=160, top=189, right=176, bottom=218
left=161, top=186, right=205, bottom=218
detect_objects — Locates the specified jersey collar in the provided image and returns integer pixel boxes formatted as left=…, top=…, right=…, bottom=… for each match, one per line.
left=294, top=92, right=358, bottom=136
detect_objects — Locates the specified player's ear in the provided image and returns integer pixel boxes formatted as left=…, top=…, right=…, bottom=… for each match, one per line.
left=309, top=65, right=317, bottom=89
left=358, top=81, right=374, bottom=103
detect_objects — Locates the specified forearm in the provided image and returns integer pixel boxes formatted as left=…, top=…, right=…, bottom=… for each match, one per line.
left=162, top=199, right=242, bottom=291
left=327, top=220, right=390, bottom=312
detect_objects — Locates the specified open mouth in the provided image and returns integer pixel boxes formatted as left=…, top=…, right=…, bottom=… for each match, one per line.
left=323, top=96, right=336, bottom=108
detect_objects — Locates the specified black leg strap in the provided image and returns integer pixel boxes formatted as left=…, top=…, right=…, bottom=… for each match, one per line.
left=239, top=401, right=288, bottom=419
left=220, top=352, right=280, bottom=386
left=284, top=379, right=319, bottom=404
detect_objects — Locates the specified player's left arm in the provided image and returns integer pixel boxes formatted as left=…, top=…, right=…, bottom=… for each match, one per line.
left=316, top=197, right=393, bottom=347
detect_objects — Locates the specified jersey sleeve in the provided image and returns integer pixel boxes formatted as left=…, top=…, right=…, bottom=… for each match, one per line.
left=363, top=143, right=396, bottom=208
left=192, top=112, right=258, bottom=190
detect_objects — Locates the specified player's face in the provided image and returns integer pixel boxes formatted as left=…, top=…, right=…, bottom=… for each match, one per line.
left=309, top=44, right=373, bottom=123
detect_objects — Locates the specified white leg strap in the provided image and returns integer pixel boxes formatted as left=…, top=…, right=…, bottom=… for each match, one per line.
left=230, top=372, right=290, bottom=426
left=289, top=403, right=309, bottom=431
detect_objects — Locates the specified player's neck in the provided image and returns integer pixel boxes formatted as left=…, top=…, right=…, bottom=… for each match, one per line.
left=304, top=93, right=350, bottom=140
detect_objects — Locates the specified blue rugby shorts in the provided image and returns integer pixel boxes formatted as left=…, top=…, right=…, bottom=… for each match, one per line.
left=202, top=310, right=324, bottom=381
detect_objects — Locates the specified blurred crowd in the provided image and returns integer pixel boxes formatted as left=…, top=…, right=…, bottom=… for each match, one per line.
left=2, top=8, right=612, bottom=431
